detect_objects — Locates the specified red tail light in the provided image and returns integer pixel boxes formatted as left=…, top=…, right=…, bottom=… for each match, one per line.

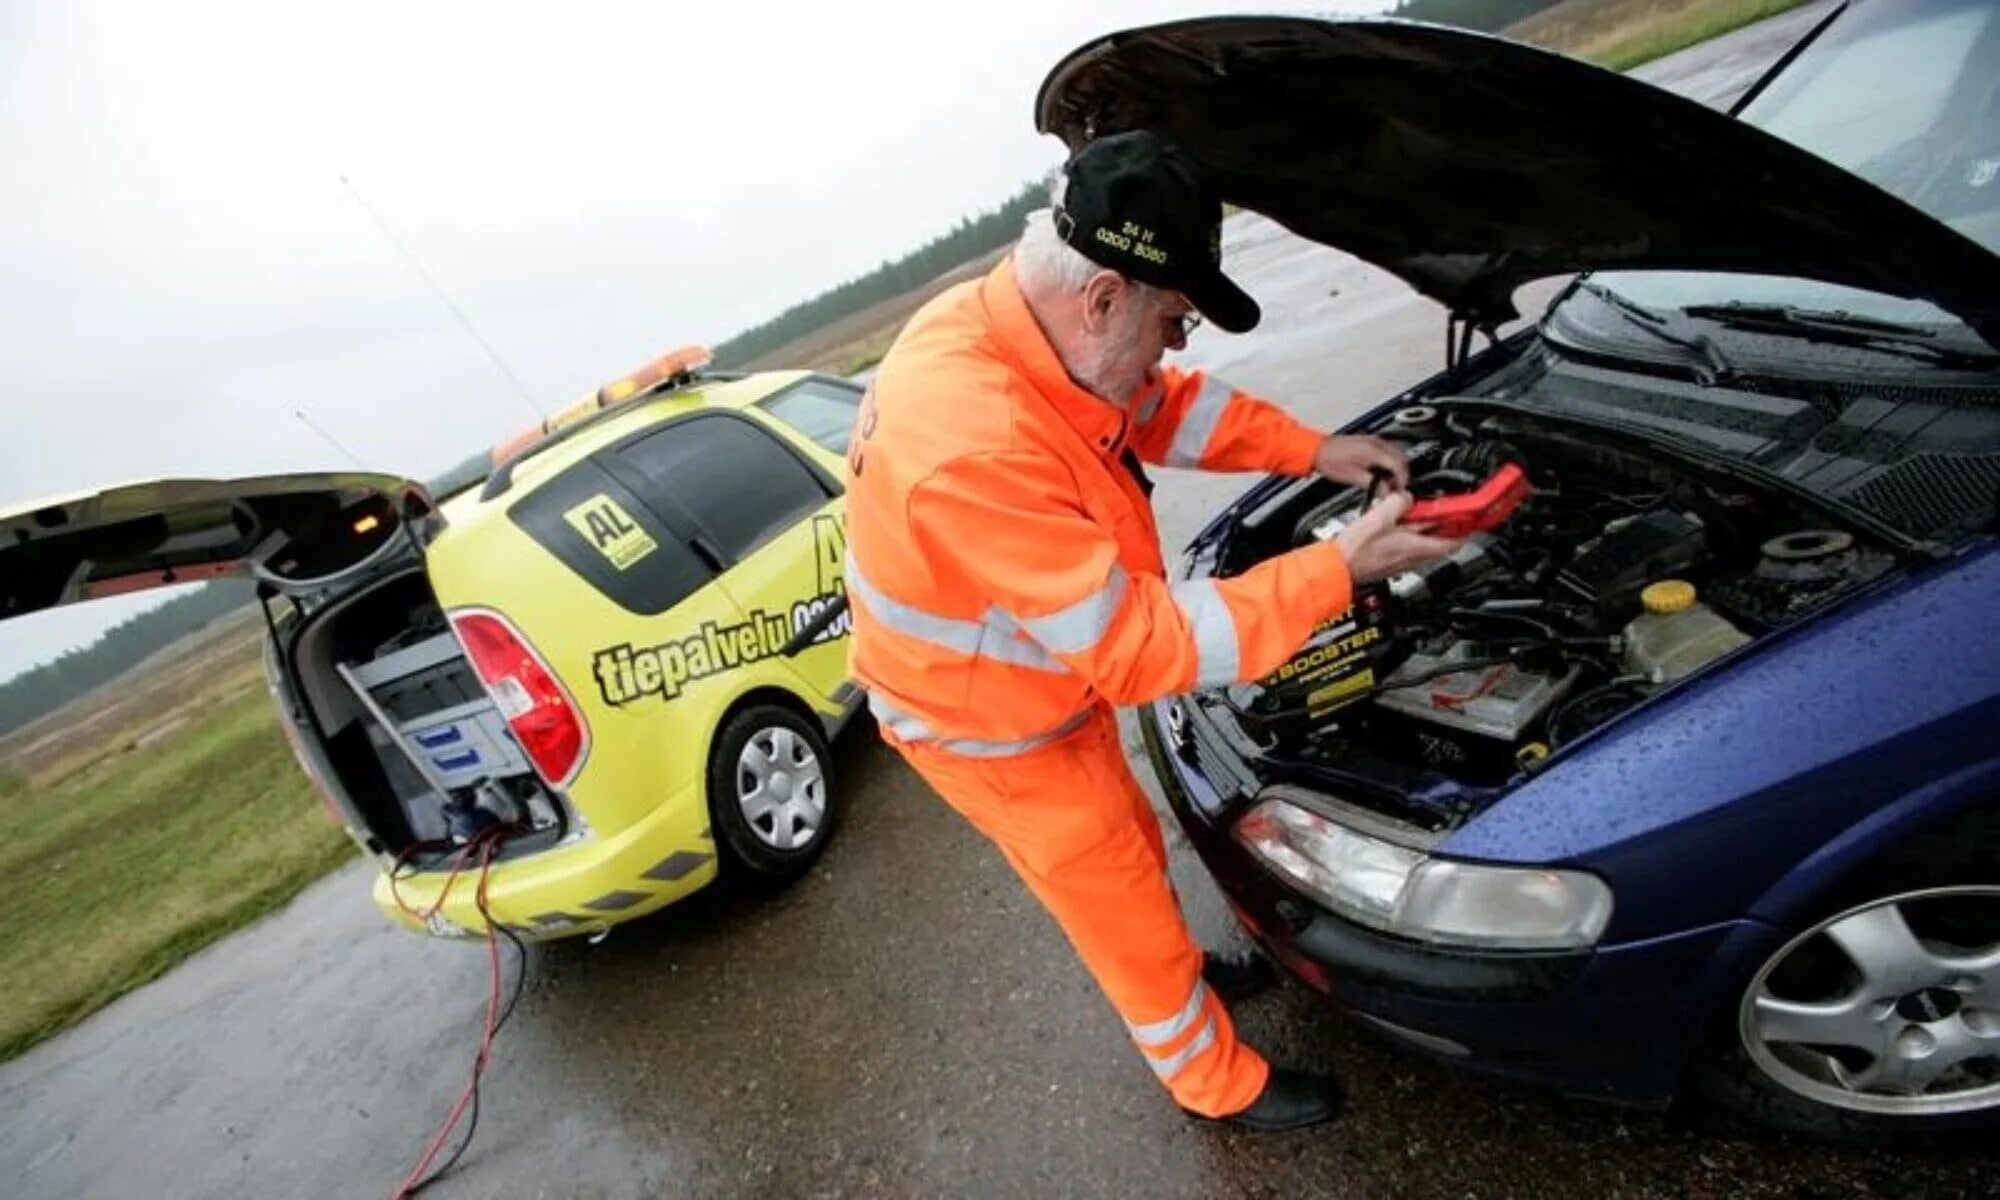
left=448, top=608, right=589, bottom=786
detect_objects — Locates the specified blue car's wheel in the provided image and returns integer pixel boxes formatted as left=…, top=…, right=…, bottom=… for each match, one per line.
left=1697, top=806, right=2000, bottom=1142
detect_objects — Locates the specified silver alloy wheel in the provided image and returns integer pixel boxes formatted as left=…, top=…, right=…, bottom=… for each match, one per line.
left=1741, top=886, right=2000, bottom=1116
left=735, top=725, right=826, bottom=852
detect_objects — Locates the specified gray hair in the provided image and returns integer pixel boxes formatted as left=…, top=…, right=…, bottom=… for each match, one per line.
left=1013, top=171, right=1157, bottom=299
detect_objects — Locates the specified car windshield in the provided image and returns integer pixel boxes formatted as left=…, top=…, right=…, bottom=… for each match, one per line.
left=1583, top=0, right=2000, bottom=330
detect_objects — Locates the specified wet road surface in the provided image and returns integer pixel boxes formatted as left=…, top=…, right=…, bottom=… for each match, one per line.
left=7, top=5, right=1989, bottom=1197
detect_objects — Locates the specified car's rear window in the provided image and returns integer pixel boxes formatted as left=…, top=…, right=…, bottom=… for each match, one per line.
left=614, top=413, right=836, bottom=564
left=505, top=460, right=714, bottom=617
left=757, top=379, right=863, bottom=456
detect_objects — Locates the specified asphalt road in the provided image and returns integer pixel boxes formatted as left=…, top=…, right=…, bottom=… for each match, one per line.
left=10, top=5, right=1990, bottom=1197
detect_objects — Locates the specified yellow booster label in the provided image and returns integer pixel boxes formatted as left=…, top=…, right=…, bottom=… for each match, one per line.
left=1254, top=605, right=1388, bottom=720
left=1268, top=623, right=1382, bottom=684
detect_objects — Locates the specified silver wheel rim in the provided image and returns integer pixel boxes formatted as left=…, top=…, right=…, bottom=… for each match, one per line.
left=1740, top=885, right=2000, bottom=1116
left=735, top=725, right=825, bottom=852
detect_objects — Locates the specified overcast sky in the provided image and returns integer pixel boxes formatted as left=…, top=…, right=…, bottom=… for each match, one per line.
left=0, top=0, right=1389, bottom=682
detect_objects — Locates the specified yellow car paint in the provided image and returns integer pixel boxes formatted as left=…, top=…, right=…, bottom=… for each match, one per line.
left=376, top=369, right=857, bottom=941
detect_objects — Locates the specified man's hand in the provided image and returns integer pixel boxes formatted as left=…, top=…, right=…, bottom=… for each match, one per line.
left=1312, top=434, right=1408, bottom=490
left=1333, top=492, right=1464, bottom=584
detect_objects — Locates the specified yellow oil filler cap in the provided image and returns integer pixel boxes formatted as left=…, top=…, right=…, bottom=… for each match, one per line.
left=1641, top=579, right=1698, bottom=614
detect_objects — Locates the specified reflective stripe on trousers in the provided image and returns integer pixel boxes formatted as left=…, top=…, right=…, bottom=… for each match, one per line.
left=889, top=708, right=1271, bottom=1117
left=1128, top=979, right=1219, bottom=1079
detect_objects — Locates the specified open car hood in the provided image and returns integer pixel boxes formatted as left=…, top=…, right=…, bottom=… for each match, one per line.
left=0, top=473, right=429, bottom=621
left=1034, top=15, right=2000, bottom=333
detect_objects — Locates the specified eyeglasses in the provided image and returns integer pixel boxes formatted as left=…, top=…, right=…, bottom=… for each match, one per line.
left=1167, top=310, right=1203, bottom=339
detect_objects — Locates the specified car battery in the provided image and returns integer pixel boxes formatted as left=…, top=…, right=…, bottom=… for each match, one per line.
left=1371, top=648, right=1580, bottom=782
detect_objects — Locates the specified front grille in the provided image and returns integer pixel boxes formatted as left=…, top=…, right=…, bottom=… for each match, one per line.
left=1192, top=726, right=1246, bottom=802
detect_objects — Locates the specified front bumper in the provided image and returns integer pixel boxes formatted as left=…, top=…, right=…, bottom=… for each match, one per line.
left=371, top=777, right=719, bottom=942
left=1138, top=700, right=1740, bottom=1107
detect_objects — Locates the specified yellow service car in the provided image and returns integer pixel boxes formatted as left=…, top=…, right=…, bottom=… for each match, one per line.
left=0, top=351, right=865, bottom=941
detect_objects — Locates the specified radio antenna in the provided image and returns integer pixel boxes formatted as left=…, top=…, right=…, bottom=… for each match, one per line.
left=295, top=408, right=369, bottom=470
left=339, top=174, right=548, bottom=422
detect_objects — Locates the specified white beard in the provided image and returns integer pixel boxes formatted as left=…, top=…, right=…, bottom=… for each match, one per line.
left=1071, top=302, right=1155, bottom=404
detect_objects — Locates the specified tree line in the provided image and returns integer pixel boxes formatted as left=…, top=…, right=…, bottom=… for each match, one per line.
left=1388, top=0, right=1564, bottom=32
left=706, top=3, right=1565, bottom=374
left=711, top=180, right=1049, bottom=368
left=0, top=578, right=260, bottom=739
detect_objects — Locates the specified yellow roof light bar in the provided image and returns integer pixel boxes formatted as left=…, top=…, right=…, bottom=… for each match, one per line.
left=486, top=345, right=713, bottom=470
left=597, top=345, right=713, bottom=406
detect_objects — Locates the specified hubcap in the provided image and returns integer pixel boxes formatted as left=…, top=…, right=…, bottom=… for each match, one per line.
left=1740, top=886, right=2000, bottom=1116
left=735, top=726, right=825, bottom=852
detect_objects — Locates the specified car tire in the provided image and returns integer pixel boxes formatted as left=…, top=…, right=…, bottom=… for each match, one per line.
left=707, top=703, right=838, bottom=885
left=1692, top=803, right=2000, bottom=1145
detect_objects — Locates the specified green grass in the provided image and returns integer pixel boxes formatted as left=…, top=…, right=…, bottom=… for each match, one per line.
left=1597, top=0, right=1808, bottom=71
left=1508, top=0, right=1810, bottom=72
left=0, top=686, right=354, bottom=1062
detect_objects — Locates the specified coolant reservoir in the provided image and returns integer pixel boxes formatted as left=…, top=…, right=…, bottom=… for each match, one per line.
left=1621, top=580, right=1750, bottom=683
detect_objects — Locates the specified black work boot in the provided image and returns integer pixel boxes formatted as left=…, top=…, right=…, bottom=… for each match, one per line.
left=1201, top=949, right=1276, bottom=1004
left=1201, top=1067, right=1346, bottom=1132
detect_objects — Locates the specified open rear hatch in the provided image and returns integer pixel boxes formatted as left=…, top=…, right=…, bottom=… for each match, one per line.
left=0, top=474, right=572, bottom=865
left=0, top=472, right=431, bottom=618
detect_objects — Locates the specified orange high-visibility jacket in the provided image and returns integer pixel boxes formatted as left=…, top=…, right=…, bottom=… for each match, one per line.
left=843, top=258, right=1356, bottom=756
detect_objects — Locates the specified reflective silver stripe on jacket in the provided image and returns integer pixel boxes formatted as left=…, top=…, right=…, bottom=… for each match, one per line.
left=847, top=555, right=1068, bottom=673
left=1171, top=578, right=1240, bottom=687
left=1017, top=565, right=1128, bottom=655
left=868, top=694, right=1092, bottom=758
left=1164, top=375, right=1234, bottom=468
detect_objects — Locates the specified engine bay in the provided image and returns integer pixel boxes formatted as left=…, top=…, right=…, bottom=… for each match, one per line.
left=1200, top=401, right=1902, bottom=788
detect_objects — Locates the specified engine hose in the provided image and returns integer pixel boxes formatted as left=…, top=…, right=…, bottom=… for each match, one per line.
left=1549, top=675, right=1649, bottom=745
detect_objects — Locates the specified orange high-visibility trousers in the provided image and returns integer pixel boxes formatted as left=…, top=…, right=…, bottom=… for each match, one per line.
left=895, top=706, right=1270, bottom=1118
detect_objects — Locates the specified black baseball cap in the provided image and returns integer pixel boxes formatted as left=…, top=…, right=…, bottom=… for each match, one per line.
left=1053, top=130, right=1259, bottom=333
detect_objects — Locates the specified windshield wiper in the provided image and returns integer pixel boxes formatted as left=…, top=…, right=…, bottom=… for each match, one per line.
left=1681, top=301, right=2000, bottom=370
left=1573, top=281, right=1738, bottom=385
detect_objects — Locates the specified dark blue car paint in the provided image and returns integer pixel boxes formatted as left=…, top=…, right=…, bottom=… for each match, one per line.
left=1155, top=335, right=1999, bottom=1104
left=1143, top=711, right=1785, bottom=1104
left=1448, top=540, right=2000, bottom=928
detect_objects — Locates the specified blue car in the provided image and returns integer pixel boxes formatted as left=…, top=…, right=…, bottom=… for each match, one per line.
left=1039, top=2, right=2000, bottom=1141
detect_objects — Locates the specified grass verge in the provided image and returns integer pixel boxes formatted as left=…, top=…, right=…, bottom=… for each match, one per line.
left=0, top=684, right=354, bottom=1062
left=1510, top=0, right=1810, bottom=72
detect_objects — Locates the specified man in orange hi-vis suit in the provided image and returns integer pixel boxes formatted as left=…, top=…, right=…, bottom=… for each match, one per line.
left=843, top=131, right=1462, bottom=1130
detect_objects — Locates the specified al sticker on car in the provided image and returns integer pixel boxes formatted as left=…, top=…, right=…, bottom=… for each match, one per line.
left=563, top=493, right=658, bottom=571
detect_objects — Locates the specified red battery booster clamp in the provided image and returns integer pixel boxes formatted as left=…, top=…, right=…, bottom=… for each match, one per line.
left=1402, top=463, right=1531, bottom=538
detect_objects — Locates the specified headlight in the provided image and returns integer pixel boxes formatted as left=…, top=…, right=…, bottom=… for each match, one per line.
left=1233, top=799, right=1613, bottom=950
